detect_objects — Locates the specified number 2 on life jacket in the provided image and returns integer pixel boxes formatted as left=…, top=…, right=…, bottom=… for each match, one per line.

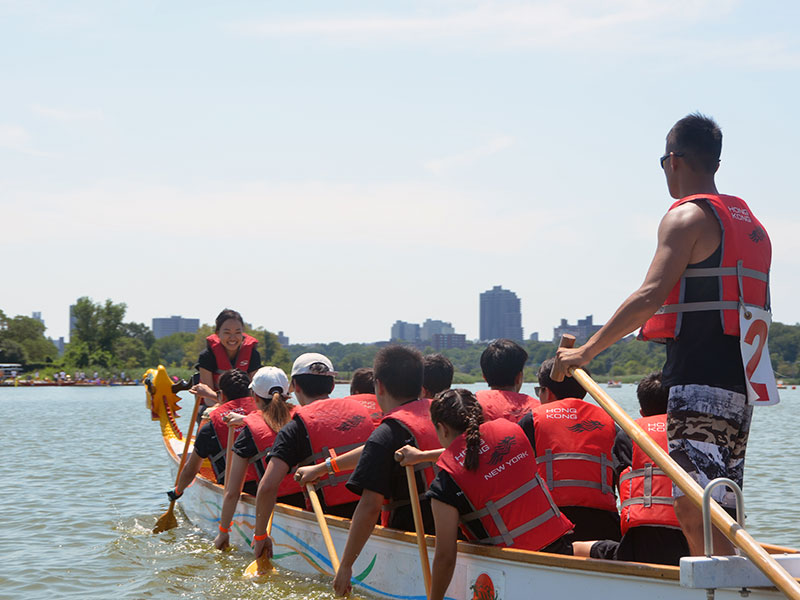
left=739, top=305, right=780, bottom=406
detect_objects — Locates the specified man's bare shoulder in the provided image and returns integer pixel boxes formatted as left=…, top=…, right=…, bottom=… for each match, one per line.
left=657, top=199, right=721, bottom=260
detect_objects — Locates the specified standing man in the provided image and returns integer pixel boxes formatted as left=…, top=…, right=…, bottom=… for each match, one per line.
left=553, top=114, right=772, bottom=555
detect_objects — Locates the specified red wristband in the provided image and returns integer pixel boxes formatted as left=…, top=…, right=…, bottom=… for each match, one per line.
left=219, top=524, right=230, bottom=533
left=253, top=532, right=269, bottom=541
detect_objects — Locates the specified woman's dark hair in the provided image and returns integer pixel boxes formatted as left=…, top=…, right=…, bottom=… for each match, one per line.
left=350, top=367, right=375, bottom=395
left=254, top=388, right=292, bottom=433
left=430, top=388, right=484, bottom=471
left=218, top=369, right=251, bottom=400
left=215, top=308, right=244, bottom=333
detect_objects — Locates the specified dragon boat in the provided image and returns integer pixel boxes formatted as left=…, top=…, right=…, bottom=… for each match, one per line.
left=144, top=365, right=800, bottom=600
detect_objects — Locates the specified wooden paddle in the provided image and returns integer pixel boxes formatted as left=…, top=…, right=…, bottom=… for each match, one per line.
left=244, top=511, right=274, bottom=577
left=224, top=424, right=235, bottom=486
left=306, top=483, right=340, bottom=573
left=153, top=392, right=202, bottom=533
left=405, top=464, right=432, bottom=598
left=552, top=334, right=800, bottom=599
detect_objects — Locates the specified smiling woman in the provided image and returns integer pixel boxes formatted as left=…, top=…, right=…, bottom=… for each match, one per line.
left=197, top=309, right=263, bottom=395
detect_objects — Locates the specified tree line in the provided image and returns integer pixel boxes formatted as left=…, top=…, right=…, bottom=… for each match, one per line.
left=3, top=298, right=800, bottom=382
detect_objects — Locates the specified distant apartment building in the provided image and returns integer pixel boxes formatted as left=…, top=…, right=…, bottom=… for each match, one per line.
left=390, top=320, right=421, bottom=343
left=529, top=332, right=539, bottom=342
left=432, top=333, right=467, bottom=351
left=152, top=315, right=200, bottom=339
left=49, top=336, right=65, bottom=355
left=69, top=304, right=77, bottom=340
left=32, top=311, right=43, bottom=324
left=479, top=285, right=523, bottom=342
left=277, top=331, right=289, bottom=346
left=552, top=315, right=602, bottom=344
left=420, top=318, right=455, bottom=341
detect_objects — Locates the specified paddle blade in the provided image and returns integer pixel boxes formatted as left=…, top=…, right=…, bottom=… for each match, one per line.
left=243, top=556, right=272, bottom=578
left=152, top=502, right=178, bottom=533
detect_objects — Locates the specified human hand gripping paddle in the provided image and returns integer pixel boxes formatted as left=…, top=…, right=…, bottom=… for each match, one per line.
left=551, top=334, right=800, bottom=599
left=153, top=384, right=202, bottom=534
left=243, top=512, right=274, bottom=578
left=394, top=450, right=432, bottom=599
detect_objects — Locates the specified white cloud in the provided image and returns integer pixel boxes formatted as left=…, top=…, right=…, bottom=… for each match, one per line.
left=32, top=104, right=104, bottom=121
left=425, top=135, right=514, bottom=174
left=0, top=123, right=52, bottom=156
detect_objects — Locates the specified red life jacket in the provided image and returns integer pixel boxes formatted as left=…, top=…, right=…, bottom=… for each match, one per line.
left=619, top=415, right=681, bottom=535
left=477, top=389, right=540, bottom=424
left=243, top=409, right=303, bottom=498
left=379, top=398, right=441, bottom=526
left=206, top=333, right=259, bottom=385
left=532, top=398, right=617, bottom=511
left=208, top=396, right=258, bottom=483
left=348, top=393, right=383, bottom=427
left=438, top=419, right=574, bottom=551
left=295, top=397, right=375, bottom=507
left=640, top=194, right=771, bottom=342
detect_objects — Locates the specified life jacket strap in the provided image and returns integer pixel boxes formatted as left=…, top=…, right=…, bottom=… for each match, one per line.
left=537, top=449, right=613, bottom=495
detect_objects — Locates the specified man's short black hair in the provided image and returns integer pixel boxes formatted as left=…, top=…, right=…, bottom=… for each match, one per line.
left=293, top=373, right=335, bottom=398
left=667, top=113, right=722, bottom=174
left=537, top=357, right=589, bottom=400
left=374, top=345, right=423, bottom=400
left=218, top=369, right=251, bottom=400
left=350, top=367, right=375, bottom=395
left=480, top=339, right=528, bottom=388
left=637, top=371, right=668, bottom=416
left=423, top=353, right=454, bottom=397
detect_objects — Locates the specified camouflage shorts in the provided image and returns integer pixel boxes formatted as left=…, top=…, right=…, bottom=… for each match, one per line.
left=667, top=384, right=753, bottom=508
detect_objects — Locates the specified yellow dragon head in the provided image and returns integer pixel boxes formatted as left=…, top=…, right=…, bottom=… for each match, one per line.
left=142, top=365, right=188, bottom=441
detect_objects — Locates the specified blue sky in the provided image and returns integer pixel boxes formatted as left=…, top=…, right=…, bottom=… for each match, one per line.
left=2, top=1, right=800, bottom=344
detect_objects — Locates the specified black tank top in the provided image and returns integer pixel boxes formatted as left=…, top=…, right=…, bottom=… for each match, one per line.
left=661, top=243, right=746, bottom=393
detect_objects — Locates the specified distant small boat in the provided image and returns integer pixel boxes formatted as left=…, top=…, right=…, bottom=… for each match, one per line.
left=777, top=380, right=787, bottom=390
left=607, top=380, right=622, bottom=388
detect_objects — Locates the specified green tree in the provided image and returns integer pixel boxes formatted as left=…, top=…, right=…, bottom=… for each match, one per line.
left=122, top=322, right=156, bottom=349
left=0, top=338, right=27, bottom=363
left=153, top=332, right=195, bottom=367
left=0, top=314, right=57, bottom=364
left=71, top=297, right=127, bottom=354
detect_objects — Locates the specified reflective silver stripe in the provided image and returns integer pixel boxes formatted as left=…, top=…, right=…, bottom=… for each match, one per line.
left=619, top=466, right=667, bottom=483
left=654, top=300, right=742, bottom=315
left=248, top=447, right=271, bottom=465
left=462, top=476, right=542, bottom=522
left=683, top=266, right=769, bottom=282
left=643, top=463, right=653, bottom=507
left=620, top=496, right=674, bottom=509
left=536, top=450, right=613, bottom=495
left=478, top=505, right=561, bottom=546
left=306, top=442, right=364, bottom=464
left=314, top=472, right=351, bottom=490
left=210, top=448, right=226, bottom=464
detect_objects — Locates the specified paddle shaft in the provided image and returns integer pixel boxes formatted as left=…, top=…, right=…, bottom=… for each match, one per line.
left=555, top=335, right=800, bottom=599
left=406, top=465, right=432, bottom=598
left=224, top=425, right=235, bottom=485
left=174, top=394, right=202, bottom=488
left=305, top=483, right=340, bottom=572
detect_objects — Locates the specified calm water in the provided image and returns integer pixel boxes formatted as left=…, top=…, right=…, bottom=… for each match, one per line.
left=1, top=383, right=797, bottom=599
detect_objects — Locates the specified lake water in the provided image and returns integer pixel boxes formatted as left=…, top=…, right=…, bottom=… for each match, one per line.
left=1, top=382, right=797, bottom=599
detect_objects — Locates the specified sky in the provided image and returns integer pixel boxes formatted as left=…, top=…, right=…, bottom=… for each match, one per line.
left=2, top=1, right=800, bottom=345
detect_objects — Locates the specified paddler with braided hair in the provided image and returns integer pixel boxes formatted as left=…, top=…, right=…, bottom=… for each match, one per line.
left=553, top=113, right=775, bottom=555
left=424, top=388, right=574, bottom=600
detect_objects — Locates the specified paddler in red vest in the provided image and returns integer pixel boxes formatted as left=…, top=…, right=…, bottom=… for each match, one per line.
left=251, top=353, right=374, bottom=562
left=290, top=353, right=454, bottom=488
left=213, top=366, right=304, bottom=550
left=333, top=346, right=440, bottom=597
left=349, top=367, right=382, bottom=427
left=196, top=308, right=261, bottom=394
left=168, top=369, right=257, bottom=501
left=574, top=372, right=689, bottom=564
left=426, top=388, right=574, bottom=600
left=476, top=339, right=539, bottom=423
left=517, top=358, right=621, bottom=542
left=554, top=113, right=773, bottom=556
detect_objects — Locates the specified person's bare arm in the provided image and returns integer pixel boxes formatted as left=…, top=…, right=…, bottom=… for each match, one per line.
left=252, top=458, right=290, bottom=559
left=394, top=445, right=444, bottom=466
left=430, top=499, right=460, bottom=600
left=215, top=453, right=248, bottom=549
left=294, top=445, right=365, bottom=485
left=176, top=452, right=204, bottom=495
left=199, top=368, right=215, bottom=389
left=553, top=203, right=708, bottom=377
left=333, top=490, right=384, bottom=596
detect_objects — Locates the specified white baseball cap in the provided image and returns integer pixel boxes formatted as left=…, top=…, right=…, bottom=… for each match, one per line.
left=249, top=366, right=290, bottom=398
left=290, top=353, right=336, bottom=377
